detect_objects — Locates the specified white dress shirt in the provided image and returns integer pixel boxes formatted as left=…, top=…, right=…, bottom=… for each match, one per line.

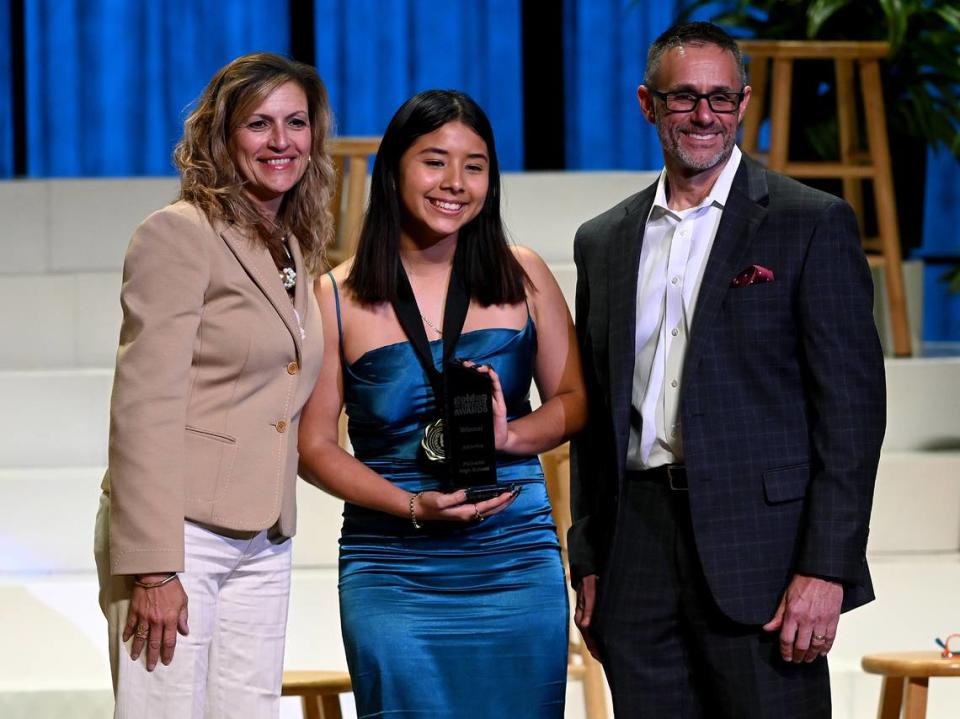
left=626, top=146, right=742, bottom=470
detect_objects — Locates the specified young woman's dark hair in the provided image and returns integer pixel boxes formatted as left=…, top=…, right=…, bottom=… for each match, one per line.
left=345, top=89, right=529, bottom=306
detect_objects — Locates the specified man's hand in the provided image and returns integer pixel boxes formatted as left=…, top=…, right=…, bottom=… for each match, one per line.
left=574, top=574, right=602, bottom=662
left=763, top=574, right=843, bottom=663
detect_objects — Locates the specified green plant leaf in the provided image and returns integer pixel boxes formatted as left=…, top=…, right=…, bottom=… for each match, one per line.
left=941, top=266, right=960, bottom=293
left=806, top=0, right=850, bottom=36
left=878, top=0, right=911, bottom=51
left=935, top=6, right=960, bottom=34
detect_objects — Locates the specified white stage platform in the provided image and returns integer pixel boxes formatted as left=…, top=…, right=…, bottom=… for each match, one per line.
left=1, top=176, right=958, bottom=718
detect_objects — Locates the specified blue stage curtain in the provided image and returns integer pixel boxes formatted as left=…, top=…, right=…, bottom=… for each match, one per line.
left=563, top=0, right=688, bottom=170
left=0, top=0, right=12, bottom=178
left=920, top=148, right=960, bottom=342
left=23, top=0, right=289, bottom=177
left=313, top=0, right=524, bottom=170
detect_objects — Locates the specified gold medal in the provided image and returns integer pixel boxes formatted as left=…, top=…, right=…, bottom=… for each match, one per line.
left=421, top=418, right=445, bottom=462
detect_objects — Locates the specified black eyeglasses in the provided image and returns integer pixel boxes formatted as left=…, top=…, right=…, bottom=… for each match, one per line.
left=650, top=89, right=745, bottom=114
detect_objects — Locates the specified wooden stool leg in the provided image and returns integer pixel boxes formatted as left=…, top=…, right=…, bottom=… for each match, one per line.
left=876, top=676, right=904, bottom=719
left=859, top=59, right=912, bottom=356
left=327, top=155, right=346, bottom=264
left=742, top=56, right=768, bottom=156
left=343, top=155, right=369, bottom=258
left=581, top=652, right=608, bottom=719
left=320, top=694, right=344, bottom=719
left=301, top=695, right=322, bottom=719
left=835, top=58, right=866, bottom=233
left=767, top=58, right=793, bottom=173
left=903, top=676, right=929, bottom=719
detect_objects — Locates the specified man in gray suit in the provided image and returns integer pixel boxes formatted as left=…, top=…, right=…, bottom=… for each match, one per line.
left=569, top=21, right=885, bottom=717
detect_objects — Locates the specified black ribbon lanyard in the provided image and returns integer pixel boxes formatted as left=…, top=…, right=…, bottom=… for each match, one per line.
left=391, top=250, right=470, bottom=414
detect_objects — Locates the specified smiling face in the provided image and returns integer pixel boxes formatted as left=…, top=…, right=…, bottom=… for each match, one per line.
left=638, top=43, right=750, bottom=179
left=396, top=121, right=490, bottom=249
left=230, top=80, right=311, bottom=218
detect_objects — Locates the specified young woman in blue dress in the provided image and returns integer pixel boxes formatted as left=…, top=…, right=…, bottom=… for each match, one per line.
left=298, top=90, right=586, bottom=718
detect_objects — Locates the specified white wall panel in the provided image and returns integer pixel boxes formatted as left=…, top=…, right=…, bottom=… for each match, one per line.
left=884, top=358, right=960, bottom=451
left=0, top=369, right=112, bottom=467
left=0, top=275, right=76, bottom=368
left=73, top=272, right=122, bottom=368
left=48, top=179, right=178, bottom=272
left=869, top=452, right=960, bottom=552
left=501, top=171, right=658, bottom=263
left=0, top=181, right=48, bottom=274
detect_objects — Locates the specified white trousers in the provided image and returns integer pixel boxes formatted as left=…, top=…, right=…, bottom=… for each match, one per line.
left=95, top=495, right=292, bottom=719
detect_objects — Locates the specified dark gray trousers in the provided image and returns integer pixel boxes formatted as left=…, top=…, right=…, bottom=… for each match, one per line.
left=592, top=477, right=831, bottom=718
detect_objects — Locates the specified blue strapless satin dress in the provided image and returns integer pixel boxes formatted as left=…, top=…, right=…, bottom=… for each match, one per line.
left=331, top=282, right=568, bottom=718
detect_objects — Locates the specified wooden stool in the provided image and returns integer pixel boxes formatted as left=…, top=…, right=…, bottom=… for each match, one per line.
left=541, top=444, right=609, bottom=719
left=861, top=651, right=960, bottom=718
left=326, top=136, right=380, bottom=265
left=281, top=670, right=352, bottom=719
left=738, top=40, right=912, bottom=356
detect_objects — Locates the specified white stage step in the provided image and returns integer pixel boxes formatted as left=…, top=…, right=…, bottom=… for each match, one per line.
left=0, top=178, right=179, bottom=274
left=3, top=555, right=959, bottom=719
left=1, top=358, right=956, bottom=468
left=869, top=451, right=960, bottom=553
left=0, top=170, right=926, bottom=370
left=0, top=568, right=350, bottom=719
left=0, top=174, right=659, bottom=276
left=0, top=267, right=570, bottom=372
left=0, top=272, right=121, bottom=369
left=0, top=265, right=925, bottom=371
left=884, top=358, right=960, bottom=451
left=0, top=449, right=956, bottom=578
left=0, top=467, right=344, bottom=574
left=0, top=369, right=112, bottom=467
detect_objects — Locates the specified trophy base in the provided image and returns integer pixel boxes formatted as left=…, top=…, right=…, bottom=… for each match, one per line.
left=463, top=484, right=516, bottom=503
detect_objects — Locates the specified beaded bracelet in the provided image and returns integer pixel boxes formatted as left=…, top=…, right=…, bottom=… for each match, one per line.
left=134, top=573, right=178, bottom=589
left=409, top=491, right=424, bottom=530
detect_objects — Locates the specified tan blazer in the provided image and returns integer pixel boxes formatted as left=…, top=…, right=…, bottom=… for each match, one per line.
left=101, top=201, right=323, bottom=575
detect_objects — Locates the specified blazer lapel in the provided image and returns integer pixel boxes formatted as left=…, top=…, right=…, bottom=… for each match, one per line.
left=607, top=185, right=656, bottom=476
left=684, top=157, right=769, bottom=378
left=220, top=224, right=305, bottom=360
left=287, top=234, right=308, bottom=331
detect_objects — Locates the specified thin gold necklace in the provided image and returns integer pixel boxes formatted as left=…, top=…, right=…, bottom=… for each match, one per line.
left=420, top=312, right=442, bottom=337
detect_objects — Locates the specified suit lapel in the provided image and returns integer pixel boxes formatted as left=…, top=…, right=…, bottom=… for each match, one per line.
left=220, top=224, right=305, bottom=360
left=684, top=157, right=768, bottom=378
left=608, top=185, right=656, bottom=475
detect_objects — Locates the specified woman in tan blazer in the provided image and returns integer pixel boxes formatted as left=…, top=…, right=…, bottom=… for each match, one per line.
left=94, top=53, right=334, bottom=718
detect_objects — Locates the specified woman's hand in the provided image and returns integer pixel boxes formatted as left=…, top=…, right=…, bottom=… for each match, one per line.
left=414, top=488, right=517, bottom=524
left=462, top=362, right=510, bottom=451
left=122, top=575, right=190, bottom=671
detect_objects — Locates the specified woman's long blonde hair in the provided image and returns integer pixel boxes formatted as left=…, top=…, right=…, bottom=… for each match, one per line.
left=174, top=53, right=336, bottom=272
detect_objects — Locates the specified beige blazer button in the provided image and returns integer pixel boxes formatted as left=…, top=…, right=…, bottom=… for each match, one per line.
left=276, top=420, right=288, bottom=433
left=287, top=361, right=299, bottom=375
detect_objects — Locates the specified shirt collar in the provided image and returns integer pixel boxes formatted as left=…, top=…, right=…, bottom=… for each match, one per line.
left=650, top=144, right=743, bottom=220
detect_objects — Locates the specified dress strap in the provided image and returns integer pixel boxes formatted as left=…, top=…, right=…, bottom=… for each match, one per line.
left=327, top=271, right=347, bottom=362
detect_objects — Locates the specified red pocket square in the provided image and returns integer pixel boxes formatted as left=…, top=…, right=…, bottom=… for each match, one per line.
left=730, top=264, right=775, bottom=288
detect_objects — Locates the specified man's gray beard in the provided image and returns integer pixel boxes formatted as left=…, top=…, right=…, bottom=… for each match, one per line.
left=656, top=116, right=734, bottom=172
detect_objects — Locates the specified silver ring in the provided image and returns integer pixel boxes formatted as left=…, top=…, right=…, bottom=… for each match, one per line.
left=812, top=633, right=827, bottom=642
left=473, top=505, right=484, bottom=521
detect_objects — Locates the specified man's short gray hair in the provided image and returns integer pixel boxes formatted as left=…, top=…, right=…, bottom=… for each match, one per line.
left=644, top=21, right=747, bottom=89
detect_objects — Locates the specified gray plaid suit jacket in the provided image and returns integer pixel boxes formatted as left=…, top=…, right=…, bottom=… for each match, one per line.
left=569, top=154, right=886, bottom=625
